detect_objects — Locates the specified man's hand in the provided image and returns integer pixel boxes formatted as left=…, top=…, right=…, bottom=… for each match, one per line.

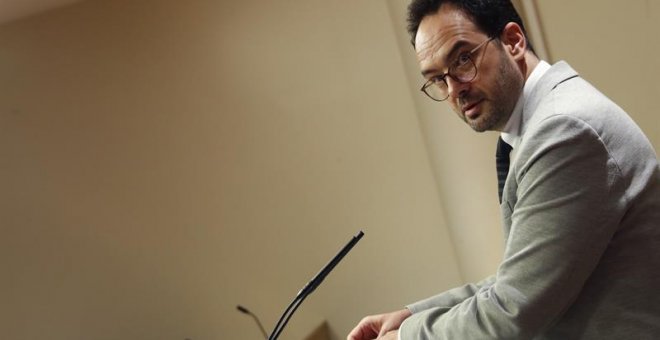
left=375, top=330, right=399, bottom=340
left=346, top=308, right=412, bottom=340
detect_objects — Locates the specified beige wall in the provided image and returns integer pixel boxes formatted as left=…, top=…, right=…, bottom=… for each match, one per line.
left=0, top=0, right=461, bottom=339
left=1, top=1, right=658, bottom=339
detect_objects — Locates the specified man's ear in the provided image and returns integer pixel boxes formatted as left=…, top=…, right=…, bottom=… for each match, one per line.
left=500, top=22, right=527, bottom=61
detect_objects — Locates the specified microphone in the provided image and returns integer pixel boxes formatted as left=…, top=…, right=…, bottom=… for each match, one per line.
left=236, top=305, right=268, bottom=339
left=267, top=230, right=364, bottom=340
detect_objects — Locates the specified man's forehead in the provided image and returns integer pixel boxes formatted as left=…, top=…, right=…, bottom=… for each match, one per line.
left=414, top=5, right=481, bottom=60
left=415, top=29, right=464, bottom=61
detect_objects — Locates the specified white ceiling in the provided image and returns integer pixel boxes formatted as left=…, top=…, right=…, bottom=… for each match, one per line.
left=0, top=0, right=86, bottom=25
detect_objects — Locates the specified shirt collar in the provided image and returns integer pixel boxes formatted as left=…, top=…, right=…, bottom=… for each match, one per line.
left=500, top=60, right=551, bottom=148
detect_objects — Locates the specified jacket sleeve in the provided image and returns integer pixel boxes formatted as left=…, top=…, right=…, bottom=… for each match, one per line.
left=400, top=114, right=626, bottom=339
left=406, top=275, right=495, bottom=313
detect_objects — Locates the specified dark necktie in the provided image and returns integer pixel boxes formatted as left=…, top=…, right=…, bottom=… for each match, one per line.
left=496, top=137, right=513, bottom=203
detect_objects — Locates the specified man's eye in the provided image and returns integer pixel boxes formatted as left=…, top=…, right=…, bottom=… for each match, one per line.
left=456, top=53, right=471, bottom=66
left=431, top=75, right=446, bottom=84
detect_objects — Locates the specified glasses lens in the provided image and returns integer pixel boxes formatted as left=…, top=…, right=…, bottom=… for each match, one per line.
left=423, top=81, right=448, bottom=101
left=453, top=58, right=477, bottom=83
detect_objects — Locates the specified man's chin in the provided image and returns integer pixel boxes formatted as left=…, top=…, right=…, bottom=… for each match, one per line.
left=467, top=112, right=507, bottom=132
left=467, top=119, right=491, bottom=133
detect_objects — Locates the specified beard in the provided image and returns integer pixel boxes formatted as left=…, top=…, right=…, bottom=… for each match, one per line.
left=465, top=50, right=524, bottom=132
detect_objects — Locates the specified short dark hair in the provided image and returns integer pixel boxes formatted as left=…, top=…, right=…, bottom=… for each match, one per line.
left=407, top=0, right=535, bottom=54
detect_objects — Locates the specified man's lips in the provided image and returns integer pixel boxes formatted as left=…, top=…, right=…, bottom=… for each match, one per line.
left=462, top=99, right=483, bottom=119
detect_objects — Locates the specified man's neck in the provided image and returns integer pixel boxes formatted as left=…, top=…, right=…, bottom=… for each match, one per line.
left=523, top=52, right=541, bottom=81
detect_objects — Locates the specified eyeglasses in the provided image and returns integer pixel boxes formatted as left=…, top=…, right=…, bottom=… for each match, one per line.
left=420, top=37, right=494, bottom=102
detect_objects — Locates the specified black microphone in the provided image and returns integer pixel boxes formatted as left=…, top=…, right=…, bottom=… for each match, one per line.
left=236, top=304, right=268, bottom=339
left=267, top=230, right=364, bottom=340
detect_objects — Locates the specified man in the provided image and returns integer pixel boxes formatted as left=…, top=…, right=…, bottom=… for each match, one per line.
left=348, top=0, right=660, bottom=339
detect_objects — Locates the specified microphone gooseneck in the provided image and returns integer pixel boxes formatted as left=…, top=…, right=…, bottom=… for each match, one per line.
left=267, top=230, right=364, bottom=340
left=236, top=304, right=268, bottom=339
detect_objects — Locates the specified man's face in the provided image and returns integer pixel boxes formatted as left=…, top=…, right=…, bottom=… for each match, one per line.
left=415, top=4, right=523, bottom=132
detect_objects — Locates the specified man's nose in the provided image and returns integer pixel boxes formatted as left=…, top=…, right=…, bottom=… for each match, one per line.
left=446, top=76, right=469, bottom=99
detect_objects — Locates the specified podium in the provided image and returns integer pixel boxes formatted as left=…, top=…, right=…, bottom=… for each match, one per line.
left=304, top=321, right=331, bottom=340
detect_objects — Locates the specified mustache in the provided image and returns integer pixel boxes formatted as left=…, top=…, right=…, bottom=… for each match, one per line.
left=459, top=94, right=482, bottom=109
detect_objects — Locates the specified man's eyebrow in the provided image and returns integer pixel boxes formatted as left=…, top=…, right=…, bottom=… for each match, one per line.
left=420, top=40, right=471, bottom=78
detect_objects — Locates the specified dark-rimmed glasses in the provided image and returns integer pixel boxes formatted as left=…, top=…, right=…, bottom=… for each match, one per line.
left=420, top=37, right=494, bottom=101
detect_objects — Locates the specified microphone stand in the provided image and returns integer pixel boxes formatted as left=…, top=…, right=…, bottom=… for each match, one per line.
left=267, top=230, right=364, bottom=340
left=236, top=305, right=268, bottom=339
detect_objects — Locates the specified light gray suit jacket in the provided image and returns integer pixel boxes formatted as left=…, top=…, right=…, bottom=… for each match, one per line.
left=400, top=62, right=660, bottom=339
